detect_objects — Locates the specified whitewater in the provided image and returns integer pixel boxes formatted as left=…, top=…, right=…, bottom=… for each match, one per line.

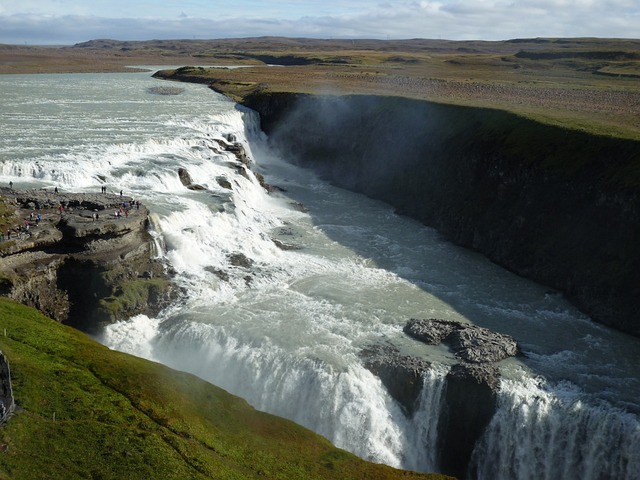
left=1, top=70, right=639, bottom=479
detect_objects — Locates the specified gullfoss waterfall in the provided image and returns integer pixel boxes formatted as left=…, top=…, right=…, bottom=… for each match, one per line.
left=1, top=72, right=639, bottom=478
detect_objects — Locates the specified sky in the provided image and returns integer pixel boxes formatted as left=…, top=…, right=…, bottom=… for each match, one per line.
left=0, top=0, right=638, bottom=45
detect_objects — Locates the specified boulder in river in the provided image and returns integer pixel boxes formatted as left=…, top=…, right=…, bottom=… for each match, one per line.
left=404, top=318, right=520, bottom=363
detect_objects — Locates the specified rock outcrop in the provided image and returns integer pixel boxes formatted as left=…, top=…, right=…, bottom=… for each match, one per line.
left=403, top=318, right=518, bottom=479
left=362, top=318, right=520, bottom=479
left=178, top=167, right=207, bottom=191
left=360, top=344, right=431, bottom=416
left=0, top=352, right=14, bottom=425
left=404, top=318, right=520, bottom=364
left=0, top=188, right=178, bottom=333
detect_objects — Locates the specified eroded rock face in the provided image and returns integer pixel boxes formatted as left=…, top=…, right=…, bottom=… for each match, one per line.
left=178, top=168, right=207, bottom=191
left=178, top=167, right=194, bottom=186
left=402, top=318, right=519, bottom=479
left=360, top=344, right=431, bottom=415
left=361, top=318, right=520, bottom=479
left=439, top=363, right=499, bottom=479
left=0, top=189, right=178, bottom=333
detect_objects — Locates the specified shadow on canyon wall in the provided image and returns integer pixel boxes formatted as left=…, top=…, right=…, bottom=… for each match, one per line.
left=244, top=93, right=640, bottom=338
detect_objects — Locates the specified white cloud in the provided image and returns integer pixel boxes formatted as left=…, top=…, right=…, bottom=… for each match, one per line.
left=0, top=0, right=638, bottom=45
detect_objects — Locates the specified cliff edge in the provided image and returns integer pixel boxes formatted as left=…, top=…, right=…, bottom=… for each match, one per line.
left=0, top=187, right=177, bottom=332
left=240, top=92, right=640, bottom=337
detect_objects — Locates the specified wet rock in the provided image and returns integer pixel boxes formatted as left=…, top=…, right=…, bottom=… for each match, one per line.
left=213, top=139, right=251, bottom=166
left=439, top=363, right=499, bottom=479
left=402, top=317, right=517, bottom=478
left=216, top=177, right=233, bottom=190
left=360, top=344, right=431, bottom=415
left=204, top=266, right=230, bottom=282
left=404, top=318, right=519, bottom=364
left=232, top=164, right=251, bottom=181
left=403, top=318, right=458, bottom=345
left=228, top=253, right=253, bottom=268
left=359, top=318, right=519, bottom=478
left=178, top=168, right=206, bottom=190
left=253, top=172, right=270, bottom=192
left=290, top=202, right=308, bottom=212
left=177, top=168, right=193, bottom=186
left=271, top=238, right=301, bottom=251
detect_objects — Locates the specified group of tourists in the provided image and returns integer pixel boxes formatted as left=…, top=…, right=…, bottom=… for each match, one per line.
left=1, top=183, right=144, bottom=242
left=1, top=216, right=36, bottom=243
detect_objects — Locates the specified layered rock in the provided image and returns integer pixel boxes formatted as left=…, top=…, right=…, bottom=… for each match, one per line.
left=0, top=188, right=178, bottom=333
left=362, top=318, right=520, bottom=479
left=404, top=318, right=520, bottom=364
left=402, top=319, right=520, bottom=478
left=360, top=344, right=431, bottom=416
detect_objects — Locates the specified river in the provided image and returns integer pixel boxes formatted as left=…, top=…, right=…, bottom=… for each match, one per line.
left=1, top=70, right=639, bottom=479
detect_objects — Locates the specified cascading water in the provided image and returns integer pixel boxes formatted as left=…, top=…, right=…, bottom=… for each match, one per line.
left=471, top=375, right=640, bottom=480
left=1, top=70, right=639, bottom=479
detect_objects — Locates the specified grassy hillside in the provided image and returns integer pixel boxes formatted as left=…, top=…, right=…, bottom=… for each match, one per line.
left=0, top=298, right=448, bottom=480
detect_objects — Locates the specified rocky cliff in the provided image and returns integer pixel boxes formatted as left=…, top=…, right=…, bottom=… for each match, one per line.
left=240, top=92, right=640, bottom=337
left=0, top=188, right=177, bottom=333
left=361, top=318, right=520, bottom=479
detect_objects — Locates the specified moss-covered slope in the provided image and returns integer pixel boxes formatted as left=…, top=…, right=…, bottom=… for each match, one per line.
left=0, top=299, right=448, bottom=480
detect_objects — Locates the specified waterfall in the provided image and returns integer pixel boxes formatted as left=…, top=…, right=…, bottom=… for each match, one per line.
left=3, top=71, right=640, bottom=479
left=470, top=376, right=640, bottom=480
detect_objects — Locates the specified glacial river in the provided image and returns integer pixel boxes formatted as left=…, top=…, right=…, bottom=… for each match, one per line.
left=1, top=70, right=639, bottom=479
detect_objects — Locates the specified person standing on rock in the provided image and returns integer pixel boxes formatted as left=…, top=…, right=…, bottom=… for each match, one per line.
left=8, top=181, right=12, bottom=190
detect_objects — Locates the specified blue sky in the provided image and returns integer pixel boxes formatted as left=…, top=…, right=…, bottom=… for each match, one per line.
left=1, top=0, right=638, bottom=45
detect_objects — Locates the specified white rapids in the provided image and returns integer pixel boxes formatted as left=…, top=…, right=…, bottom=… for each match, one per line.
left=1, top=70, right=639, bottom=479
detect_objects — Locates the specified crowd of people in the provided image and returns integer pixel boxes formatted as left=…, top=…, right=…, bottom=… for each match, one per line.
left=1, top=183, right=143, bottom=244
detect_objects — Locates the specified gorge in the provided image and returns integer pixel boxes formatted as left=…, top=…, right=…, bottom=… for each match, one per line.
left=1, top=69, right=639, bottom=479
left=237, top=91, right=640, bottom=338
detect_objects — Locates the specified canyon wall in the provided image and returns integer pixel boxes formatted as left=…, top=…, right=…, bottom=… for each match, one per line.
left=241, top=92, right=640, bottom=336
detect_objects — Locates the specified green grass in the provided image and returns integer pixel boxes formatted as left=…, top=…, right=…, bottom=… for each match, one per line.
left=98, top=278, right=170, bottom=320
left=0, top=298, right=449, bottom=480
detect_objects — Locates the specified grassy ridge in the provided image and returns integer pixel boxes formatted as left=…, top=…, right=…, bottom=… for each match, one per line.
left=0, top=299, right=448, bottom=479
